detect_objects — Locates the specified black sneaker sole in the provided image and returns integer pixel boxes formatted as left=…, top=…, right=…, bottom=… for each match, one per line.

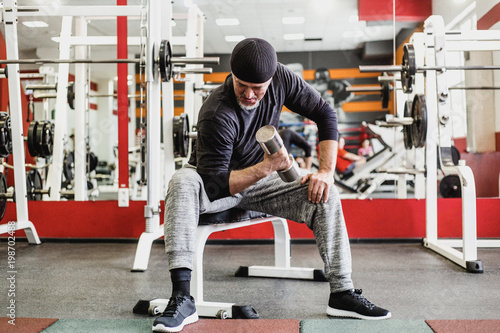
left=152, top=312, right=199, bottom=332
left=327, top=306, right=391, bottom=320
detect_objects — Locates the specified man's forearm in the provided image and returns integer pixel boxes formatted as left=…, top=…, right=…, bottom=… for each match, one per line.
left=318, top=140, right=338, bottom=174
left=229, top=162, right=271, bottom=195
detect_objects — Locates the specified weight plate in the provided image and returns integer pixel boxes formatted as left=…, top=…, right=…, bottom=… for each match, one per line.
left=40, top=122, right=55, bottom=158
left=411, top=94, right=427, bottom=148
left=159, top=39, right=173, bottom=82
left=26, top=169, right=43, bottom=201
left=27, top=121, right=39, bottom=157
left=439, top=174, right=462, bottom=198
left=35, top=121, right=45, bottom=157
left=67, top=82, right=75, bottom=110
left=87, top=152, right=98, bottom=173
left=381, top=80, right=390, bottom=109
left=63, top=151, right=75, bottom=182
left=403, top=100, right=413, bottom=150
left=402, top=44, right=416, bottom=94
left=172, top=113, right=189, bottom=158
left=0, top=172, right=7, bottom=221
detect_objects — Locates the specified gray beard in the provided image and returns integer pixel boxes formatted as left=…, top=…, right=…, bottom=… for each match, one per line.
left=237, top=98, right=260, bottom=111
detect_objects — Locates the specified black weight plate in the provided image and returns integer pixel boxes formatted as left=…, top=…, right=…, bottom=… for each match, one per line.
left=87, top=152, right=98, bottom=173
left=0, top=128, right=12, bottom=157
left=26, top=169, right=43, bottom=201
left=173, top=113, right=190, bottom=158
left=27, top=121, right=39, bottom=157
left=35, top=121, right=45, bottom=157
left=403, top=100, right=413, bottom=150
left=401, top=44, right=416, bottom=94
left=159, top=39, right=173, bottom=82
left=0, top=172, right=7, bottom=221
left=40, top=122, right=55, bottom=158
left=439, top=175, right=462, bottom=198
left=381, top=80, right=390, bottom=109
left=63, top=151, right=75, bottom=182
left=411, top=94, right=427, bottom=148
left=67, top=82, right=75, bottom=110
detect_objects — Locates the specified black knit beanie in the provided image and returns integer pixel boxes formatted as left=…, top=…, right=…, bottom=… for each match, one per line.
left=230, top=38, right=278, bottom=83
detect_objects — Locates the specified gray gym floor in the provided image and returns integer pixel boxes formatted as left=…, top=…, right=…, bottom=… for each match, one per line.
left=1, top=240, right=499, bottom=321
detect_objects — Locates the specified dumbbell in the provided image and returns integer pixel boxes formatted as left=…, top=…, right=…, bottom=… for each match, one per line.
left=256, top=125, right=300, bottom=182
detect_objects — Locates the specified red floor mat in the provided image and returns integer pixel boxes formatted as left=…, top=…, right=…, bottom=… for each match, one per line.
left=0, top=317, right=58, bottom=333
left=181, top=319, right=300, bottom=333
left=426, top=320, right=500, bottom=333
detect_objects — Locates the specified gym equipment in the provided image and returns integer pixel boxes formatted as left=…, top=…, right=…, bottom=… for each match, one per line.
left=256, top=125, right=300, bottom=182
left=0, top=170, right=50, bottom=220
left=172, top=113, right=190, bottom=158
left=345, top=77, right=392, bottom=109
left=359, top=43, right=500, bottom=93
left=27, top=120, right=55, bottom=158
left=0, top=114, right=54, bottom=159
left=411, top=94, right=427, bottom=148
left=0, top=39, right=218, bottom=83
left=134, top=208, right=326, bottom=318
left=0, top=112, right=12, bottom=158
left=439, top=175, right=461, bottom=198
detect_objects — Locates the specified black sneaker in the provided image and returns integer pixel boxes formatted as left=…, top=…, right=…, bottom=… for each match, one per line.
left=152, top=295, right=198, bottom=332
left=327, top=289, right=391, bottom=320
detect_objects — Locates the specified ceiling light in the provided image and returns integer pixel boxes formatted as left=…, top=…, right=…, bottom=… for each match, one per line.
left=282, top=17, right=305, bottom=25
left=225, top=35, right=245, bottom=42
left=22, top=21, right=48, bottom=28
left=342, top=31, right=364, bottom=38
left=283, top=33, right=304, bottom=41
left=216, top=18, right=240, bottom=26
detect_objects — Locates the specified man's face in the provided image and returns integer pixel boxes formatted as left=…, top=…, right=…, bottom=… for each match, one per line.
left=232, top=74, right=272, bottom=110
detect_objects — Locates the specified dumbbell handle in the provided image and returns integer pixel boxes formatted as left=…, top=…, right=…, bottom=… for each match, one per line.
left=256, top=125, right=300, bottom=182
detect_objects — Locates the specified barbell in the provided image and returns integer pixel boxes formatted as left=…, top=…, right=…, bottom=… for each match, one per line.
left=0, top=40, right=219, bottom=83
left=359, top=43, right=500, bottom=93
left=0, top=113, right=54, bottom=159
left=0, top=170, right=50, bottom=220
left=378, top=94, right=428, bottom=149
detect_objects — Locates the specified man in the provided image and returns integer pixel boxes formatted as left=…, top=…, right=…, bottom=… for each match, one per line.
left=153, top=38, right=390, bottom=333
left=336, top=136, right=367, bottom=177
left=278, top=128, right=313, bottom=170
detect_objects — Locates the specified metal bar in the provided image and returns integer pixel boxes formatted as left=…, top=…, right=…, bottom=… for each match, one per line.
left=170, top=56, right=219, bottom=65
left=175, top=67, right=212, bottom=75
left=25, top=83, right=57, bottom=91
left=360, top=64, right=500, bottom=73
left=0, top=58, right=140, bottom=64
left=346, top=86, right=384, bottom=92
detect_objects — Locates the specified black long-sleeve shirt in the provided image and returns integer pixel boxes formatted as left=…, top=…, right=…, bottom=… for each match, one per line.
left=188, top=63, right=338, bottom=200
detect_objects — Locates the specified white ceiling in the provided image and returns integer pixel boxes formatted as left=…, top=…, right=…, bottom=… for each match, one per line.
left=2, top=0, right=420, bottom=79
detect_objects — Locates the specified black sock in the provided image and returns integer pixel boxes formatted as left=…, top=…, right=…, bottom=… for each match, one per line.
left=170, top=268, right=191, bottom=297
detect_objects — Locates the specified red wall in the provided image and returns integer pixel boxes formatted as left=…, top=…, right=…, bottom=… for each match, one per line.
left=358, top=0, right=432, bottom=21
left=2, top=198, right=499, bottom=240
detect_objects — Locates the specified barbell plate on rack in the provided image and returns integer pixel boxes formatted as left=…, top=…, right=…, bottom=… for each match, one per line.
left=173, top=113, right=190, bottom=158
left=87, top=152, right=98, bottom=173
left=439, top=174, right=462, bottom=198
left=159, top=39, right=173, bottom=83
left=411, top=94, right=427, bottom=148
left=0, top=113, right=12, bottom=158
left=381, top=80, right=390, bottom=109
left=67, top=82, right=75, bottom=110
left=403, top=100, right=413, bottom=150
left=26, top=169, right=43, bottom=201
left=27, top=121, right=39, bottom=158
left=0, top=172, right=7, bottom=221
left=402, top=44, right=416, bottom=94
left=40, top=122, right=55, bottom=158
left=63, top=151, right=75, bottom=184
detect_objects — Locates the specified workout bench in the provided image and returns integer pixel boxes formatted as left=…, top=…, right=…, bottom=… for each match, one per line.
left=134, top=208, right=327, bottom=319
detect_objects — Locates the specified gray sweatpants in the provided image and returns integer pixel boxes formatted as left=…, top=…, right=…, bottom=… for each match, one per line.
left=164, top=164, right=354, bottom=293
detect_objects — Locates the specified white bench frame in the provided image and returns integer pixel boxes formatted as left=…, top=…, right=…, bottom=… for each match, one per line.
left=146, top=215, right=326, bottom=318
